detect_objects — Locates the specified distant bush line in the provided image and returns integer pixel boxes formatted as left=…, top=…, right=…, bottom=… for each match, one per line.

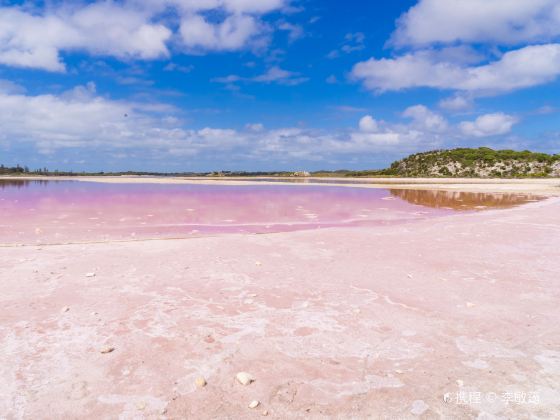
left=2, top=147, right=560, bottom=178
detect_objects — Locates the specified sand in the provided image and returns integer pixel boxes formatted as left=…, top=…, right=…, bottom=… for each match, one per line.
left=2, top=175, right=560, bottom=195
left=1, top=179, right=560, bottom=418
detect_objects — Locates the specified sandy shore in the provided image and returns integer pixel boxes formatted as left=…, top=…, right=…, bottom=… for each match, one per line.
left=2, top=175, right=560, bottom=195
left=1, top=190, right=560, bottom=418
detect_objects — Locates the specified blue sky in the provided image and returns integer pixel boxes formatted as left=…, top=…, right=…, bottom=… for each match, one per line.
left=1, top=0, right=560, bottom=172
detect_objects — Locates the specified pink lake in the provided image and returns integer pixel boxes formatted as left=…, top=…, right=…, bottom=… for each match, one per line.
left=0, top=179, right=541, bottom=245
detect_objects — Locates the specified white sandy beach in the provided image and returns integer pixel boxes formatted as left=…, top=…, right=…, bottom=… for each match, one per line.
left=2, top=175, right=560, bottom=195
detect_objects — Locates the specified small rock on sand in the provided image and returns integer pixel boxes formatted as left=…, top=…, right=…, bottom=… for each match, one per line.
left=100, top=346, right=115, bottom=354
left=195, top=377, right=207, bottom=388
left=61, top=306, right=70, bottom=313
left=248, top=400, right=260, bottom=409
left=236, top=372, right=254, bottom=385
left=410, top=400, right=429, bottom=416
left=85, top=272, right=96, bottom=278
left=262, top=410, right=269, bottom=416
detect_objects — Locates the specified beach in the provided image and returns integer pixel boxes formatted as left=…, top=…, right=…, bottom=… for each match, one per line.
left=3, top=175, right=560, bottom=194
left=1, top=178, right=560, bottom=418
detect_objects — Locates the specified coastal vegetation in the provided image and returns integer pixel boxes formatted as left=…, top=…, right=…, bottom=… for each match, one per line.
left=382, top=148, right=560, bottom=178
left=1, top=148, right=559, bottom=178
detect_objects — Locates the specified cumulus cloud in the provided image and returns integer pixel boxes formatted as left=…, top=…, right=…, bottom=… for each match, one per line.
left=0, top=85, right=452, bottom=164
left=0, top=0, right=291, bottom=71
left=350, top=0, right=560, bottom=101
left=402, top=105, right=448, bottom=132
left=391, top=0, right=560, bottom=47
left=0, top=3, right=172, bottom=72
left=351, top=44, right=560, bottom=94
left=459, top=113, right=518, bottom=137
left=0, top=80, right=522, bottom=168
left=179, top=13, right=265, bottom=52
left=358, top=115, right=379, bottom=132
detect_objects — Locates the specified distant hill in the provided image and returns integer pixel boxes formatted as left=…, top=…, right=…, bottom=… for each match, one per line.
left=383, top=148, right=560, bottom=178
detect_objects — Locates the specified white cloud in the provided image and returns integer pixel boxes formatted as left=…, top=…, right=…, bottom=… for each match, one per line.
left=327, top=32, right=365, bottom=59
left=179, top=13, right=265, bottom=52
left=0, top=85, right=450, bottom=162
left=246, top=123, right=264, bottom=131
left=403, top=105, right=448, bottom=132
left=163, top=62, right=194, bottom=73
left=132, top=0, right=287, bottom=14
left=349, top=131, right=401, bottom=147
left=146, top=0, right=290, bottom=53
left=358, top=115, right=379, bottom=132
left=351, top=44, right=560, bottom=94
left=278, top=21, right=304, bottom=42
left=0, top=79, right=26, bottom=94
left=438, top=95, right=472, bottom=112
left=221, top=0, right=287, bottom=14
left=213, top=66, right=308, bottom=85
left=0, top=83, right=522, bottom=166
left=0, top=3, right=172, bottom=72
left=334, top=105, right=367, bottom=113
left=391, top=0, right=560, bottom=47
left=252, top=66, right=308, bottom=85
left=0, top=0, right=291, bottom=71
left=459, top=113, right=518, bottom=137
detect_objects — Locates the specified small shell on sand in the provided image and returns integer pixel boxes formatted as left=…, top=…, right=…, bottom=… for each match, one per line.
left=195, top=377, right=207, bottom=388
left=236, top=372, right=255, bottom=385
left=100, top=346, right=115, bottom=354
left=248, top=400, right=260, bottom=409
left=85, top=272, right=96, bottom=278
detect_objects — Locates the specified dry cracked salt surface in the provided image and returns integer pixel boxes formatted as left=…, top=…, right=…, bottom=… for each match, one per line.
left=1, top=197, right=560, bottom=419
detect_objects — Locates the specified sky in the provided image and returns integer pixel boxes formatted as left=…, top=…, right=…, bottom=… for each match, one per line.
left=1, top=0, right=560, bottom=172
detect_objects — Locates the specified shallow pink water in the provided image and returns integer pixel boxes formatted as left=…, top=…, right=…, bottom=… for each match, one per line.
left=0, top=180, right=533, bottom=245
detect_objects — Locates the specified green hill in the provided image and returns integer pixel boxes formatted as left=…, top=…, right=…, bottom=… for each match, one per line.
left=383, top=148, right=560, bottom=178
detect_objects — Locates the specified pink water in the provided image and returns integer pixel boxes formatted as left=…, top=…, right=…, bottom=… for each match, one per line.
left=0, top=180, right=537, bottom=245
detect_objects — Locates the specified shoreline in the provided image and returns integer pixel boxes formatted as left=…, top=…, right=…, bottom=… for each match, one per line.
left=2, top=175, right=560, bottom=195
